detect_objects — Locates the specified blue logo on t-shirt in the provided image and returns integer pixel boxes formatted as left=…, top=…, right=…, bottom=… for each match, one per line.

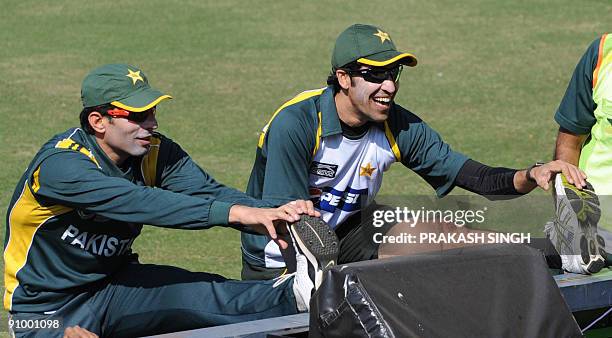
left=315, top=186, right=368, bottom=213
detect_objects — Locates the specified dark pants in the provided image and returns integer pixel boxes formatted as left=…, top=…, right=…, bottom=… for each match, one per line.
left=10, top=263, right=298, bottom=338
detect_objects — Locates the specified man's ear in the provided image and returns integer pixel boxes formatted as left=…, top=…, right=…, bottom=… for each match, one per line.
left=336, top=69, right=351, bottom=90
left=88, top=111, right=107, bottom=134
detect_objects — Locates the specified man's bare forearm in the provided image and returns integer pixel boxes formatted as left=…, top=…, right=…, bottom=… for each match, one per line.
left=554, top=127, right=587, bottom=165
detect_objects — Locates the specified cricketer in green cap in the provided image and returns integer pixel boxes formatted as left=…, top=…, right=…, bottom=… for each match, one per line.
left=5, top=62, right=326, bottom=337
left=240, top=23, right=588, bottom=282
left=331, top=23, right=417, bottom=69
left=81, top=63, right=172, bottom=111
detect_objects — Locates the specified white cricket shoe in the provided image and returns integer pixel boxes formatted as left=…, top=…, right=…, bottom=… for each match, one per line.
left=289, top=215, right=338, bottom=311
left=546, top=174, right=606, bottom=274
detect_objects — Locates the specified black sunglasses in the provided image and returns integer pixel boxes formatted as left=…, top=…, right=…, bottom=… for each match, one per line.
left=345, top=66, right=403, bottom=84
left=106, top=107, right=156, bottom=123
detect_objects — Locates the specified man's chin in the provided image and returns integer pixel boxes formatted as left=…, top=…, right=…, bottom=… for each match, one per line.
left=131, top=146, right=150, bottom=157
left=369, top=111, right=390, bottom=122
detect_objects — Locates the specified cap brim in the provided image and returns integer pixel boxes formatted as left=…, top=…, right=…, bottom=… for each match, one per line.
left=357, top=51, right=417, bottom=67
left=112, top=88, right=172, bottom=112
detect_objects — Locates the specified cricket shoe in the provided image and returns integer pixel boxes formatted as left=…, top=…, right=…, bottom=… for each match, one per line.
left=290, top=215, right=339, bottom=311
left=546, top=174, right=606, bottom=274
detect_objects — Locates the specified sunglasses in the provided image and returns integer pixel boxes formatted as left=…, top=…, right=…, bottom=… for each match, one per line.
left=106, top=107, right=156, bottom=123
left=345, top=66, right=403, bottom=84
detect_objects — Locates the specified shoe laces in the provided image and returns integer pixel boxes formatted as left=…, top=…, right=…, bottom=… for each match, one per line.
left=272, top=271, right=296, bottom=288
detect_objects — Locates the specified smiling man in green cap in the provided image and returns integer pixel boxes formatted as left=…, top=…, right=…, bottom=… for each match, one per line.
left=4, top=64, right=337, bottom=337
left=241, top=23, right=588, bottom=280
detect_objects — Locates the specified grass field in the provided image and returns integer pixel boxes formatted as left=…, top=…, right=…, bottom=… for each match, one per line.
left=1, top=0, right=611, bottom=329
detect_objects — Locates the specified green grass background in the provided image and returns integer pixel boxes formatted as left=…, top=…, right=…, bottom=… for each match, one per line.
left=0, top=0, right=611, bottom=328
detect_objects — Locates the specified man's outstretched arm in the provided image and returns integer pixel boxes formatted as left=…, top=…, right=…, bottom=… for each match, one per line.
left=229, top=200, right=319, bottom=249
left=455, top=158, right=586, bottom=198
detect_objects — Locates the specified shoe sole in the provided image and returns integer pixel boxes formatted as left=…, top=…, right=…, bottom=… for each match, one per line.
left=290, top=215, right=339, bottom=288
left=556, top=175, right=606, bottom=274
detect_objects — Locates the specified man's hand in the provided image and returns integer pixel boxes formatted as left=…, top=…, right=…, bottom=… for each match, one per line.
left=516, top=160, right=587, bottom=192
left=64, top=326, right=98, bottom=338
left=229, top=200, right=320, bottom=249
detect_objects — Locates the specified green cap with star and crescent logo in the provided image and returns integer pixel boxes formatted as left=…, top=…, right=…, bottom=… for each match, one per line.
left=331, top=24, right=417, bottom=69
left=81, top=64, right=172, bottom=112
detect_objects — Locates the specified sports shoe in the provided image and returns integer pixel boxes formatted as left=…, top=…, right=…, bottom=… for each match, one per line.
left=289, top=215, right=339, bottom=311
left=546, top=174, right=606, bottom=274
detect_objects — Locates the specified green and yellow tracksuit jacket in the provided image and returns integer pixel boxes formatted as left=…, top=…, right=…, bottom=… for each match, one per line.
left=4, top=128, right=268, bottom=313
left=242, top=86, right=468, bottom=272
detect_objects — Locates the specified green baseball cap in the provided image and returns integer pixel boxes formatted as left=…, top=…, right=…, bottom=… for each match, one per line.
left=332, top=24, right=417, bottom=69
left=81, top=64, right=172, bottom=112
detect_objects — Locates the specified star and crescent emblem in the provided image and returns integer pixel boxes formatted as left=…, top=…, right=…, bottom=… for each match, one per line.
left=126, top=69, right=144, bottom=85
left=373, top=29, right=391, bottom=43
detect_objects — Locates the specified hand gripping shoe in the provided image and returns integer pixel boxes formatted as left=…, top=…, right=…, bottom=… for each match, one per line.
left=546, top=174, right=606, bottom=274
left=290, top=215, right=339, bottom=311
